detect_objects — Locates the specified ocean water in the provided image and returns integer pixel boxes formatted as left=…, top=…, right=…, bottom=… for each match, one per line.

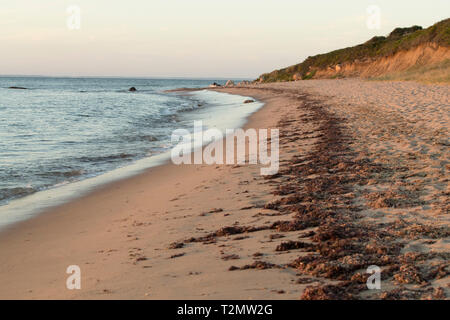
left=0, top=77, right=262, bottom=228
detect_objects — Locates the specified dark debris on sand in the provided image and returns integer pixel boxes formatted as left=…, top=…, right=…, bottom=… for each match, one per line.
left=170, top=88, right=448, bottom=300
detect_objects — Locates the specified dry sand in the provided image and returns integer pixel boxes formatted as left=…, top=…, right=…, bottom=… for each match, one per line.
left=0, top=79, right=448, bottom=299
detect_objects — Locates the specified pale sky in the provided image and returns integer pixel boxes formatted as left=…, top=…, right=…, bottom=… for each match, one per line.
left=0, top=0, right=448, bottom=78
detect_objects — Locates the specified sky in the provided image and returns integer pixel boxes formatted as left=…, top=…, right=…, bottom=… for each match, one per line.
left=0, top=0, right=448, bottom=78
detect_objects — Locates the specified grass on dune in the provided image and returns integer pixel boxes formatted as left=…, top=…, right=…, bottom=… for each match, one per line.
left=259, top=18, right=450, bottom=83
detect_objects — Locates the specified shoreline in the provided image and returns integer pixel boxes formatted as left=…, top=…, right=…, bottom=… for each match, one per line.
left=0, top=80, right=448, bottom=299
left=0, top=89, right=262, bottom=231
left=0, top=87, right=283, bottom=299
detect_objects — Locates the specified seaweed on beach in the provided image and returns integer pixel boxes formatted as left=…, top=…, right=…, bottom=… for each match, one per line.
left=172, top=87, right=447, bottom=299
left=247, top=90, right=444, bottom=298
left=184, top=225, right=270, bottom=244
left=228, top=260, right=281, bottom=271
left=265, top=92, right=448, bottom=299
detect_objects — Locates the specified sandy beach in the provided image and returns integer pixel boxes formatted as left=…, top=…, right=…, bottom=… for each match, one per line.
left=0, top=79, right=448, bottom=300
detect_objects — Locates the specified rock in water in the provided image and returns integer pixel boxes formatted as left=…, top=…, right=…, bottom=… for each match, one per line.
left=243, top=99, right=254, bottom=104
left=129, top=87, right=137, bottom=92
left=8, top=86, right=27, bottom=89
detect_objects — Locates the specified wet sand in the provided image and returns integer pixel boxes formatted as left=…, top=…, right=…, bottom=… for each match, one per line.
left=0, top=79, right=448, bottom=299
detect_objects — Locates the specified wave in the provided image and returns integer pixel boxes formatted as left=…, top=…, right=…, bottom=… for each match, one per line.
left=37, top=169, right=85, bottom=179
left=77, top=153, right=134, bottom=163
left=0, top=187, right=36, bottom=202
left=123, top=134, right=159, bottom=142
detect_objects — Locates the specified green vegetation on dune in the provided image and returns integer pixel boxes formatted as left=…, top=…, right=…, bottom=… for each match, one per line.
left=259, top=18, right=450, bottom=82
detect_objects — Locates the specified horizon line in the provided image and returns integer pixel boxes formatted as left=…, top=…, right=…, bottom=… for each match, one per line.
left=0, top=74, right=256, bottom=80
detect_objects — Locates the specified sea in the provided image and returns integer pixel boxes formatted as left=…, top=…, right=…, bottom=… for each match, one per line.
left=0, top=77, right=262, bottom=228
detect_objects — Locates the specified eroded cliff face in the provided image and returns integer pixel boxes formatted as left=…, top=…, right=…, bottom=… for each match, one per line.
left=312, top=43, right=450, bottom=79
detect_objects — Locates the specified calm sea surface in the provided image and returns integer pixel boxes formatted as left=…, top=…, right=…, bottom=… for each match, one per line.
left=0, top=77, right=260, bottom=223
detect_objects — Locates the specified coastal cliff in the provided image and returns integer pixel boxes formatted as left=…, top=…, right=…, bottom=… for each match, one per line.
left=258, top=18, right=450, bottom=83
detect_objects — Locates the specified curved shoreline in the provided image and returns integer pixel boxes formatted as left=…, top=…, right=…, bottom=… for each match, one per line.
left=0, top=80, right=448, bottom=300
left=0, top=86, right=283, bottom=299
left=0, top=90, right=262, bottom=231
